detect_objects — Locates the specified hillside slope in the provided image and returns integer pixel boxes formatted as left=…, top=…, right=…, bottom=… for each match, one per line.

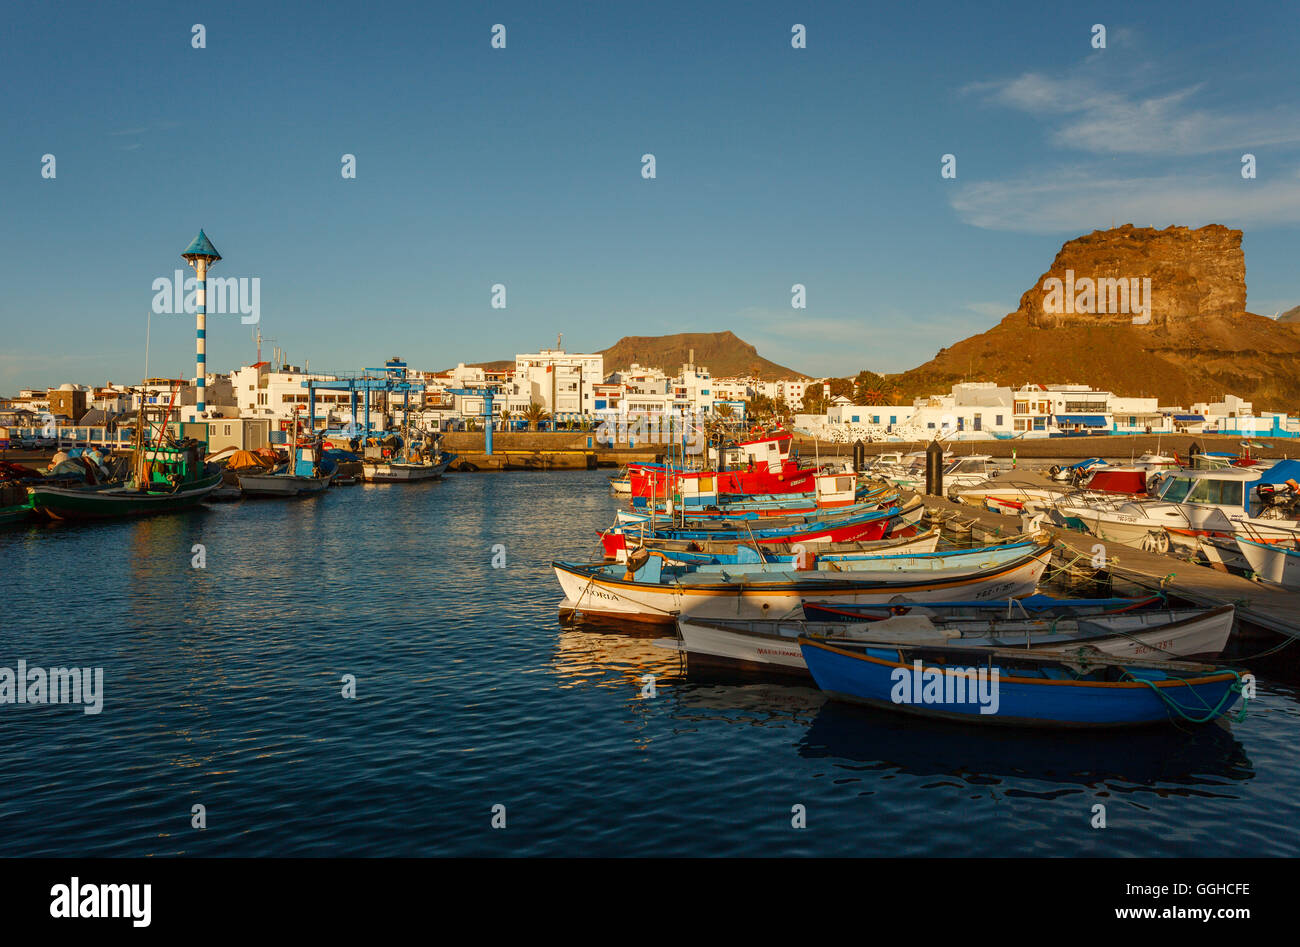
left=888, top=225, right=1300, bottom=411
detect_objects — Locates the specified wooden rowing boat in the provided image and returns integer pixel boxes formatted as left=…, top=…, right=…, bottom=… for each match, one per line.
left=799, top=638, right=1244, bottom=728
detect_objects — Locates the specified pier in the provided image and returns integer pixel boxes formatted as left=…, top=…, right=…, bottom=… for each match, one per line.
left=919, top=490, right=1300, bottom=647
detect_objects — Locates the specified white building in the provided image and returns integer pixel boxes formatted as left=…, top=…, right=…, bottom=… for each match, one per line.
left=510, top=348, right=604, bottom=421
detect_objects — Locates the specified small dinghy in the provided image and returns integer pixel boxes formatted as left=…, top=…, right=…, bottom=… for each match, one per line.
left=676, top=603, right=1233, bottom=674
left=798, top=638, right=1246, bottom=728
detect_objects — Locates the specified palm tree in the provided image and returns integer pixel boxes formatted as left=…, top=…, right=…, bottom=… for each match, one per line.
left=499, top=409, right=512, bottom=431
left=715, top=404, right=734, bottom=419
left=522, top=401, right=551, bottom=432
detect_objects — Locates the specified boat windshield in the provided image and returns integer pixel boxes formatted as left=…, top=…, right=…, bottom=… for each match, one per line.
left=1159, top=476, right=1193, bottom=502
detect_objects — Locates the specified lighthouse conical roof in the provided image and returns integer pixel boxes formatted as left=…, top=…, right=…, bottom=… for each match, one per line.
left=181, top=229, right=222, bottom=262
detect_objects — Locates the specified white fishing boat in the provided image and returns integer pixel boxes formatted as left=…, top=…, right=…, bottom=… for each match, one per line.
left=609, top=467, right=631, bottom=496
left=942, top=455, right=1000, bottom=492
left=673, top=604, right=1235, bottom=674
left=237, top=447, right=334, bottom=497
left=1051, top=463, right=1300, bottom=553
left=363, top=451, right=454, bottom=482
left=237, top=422, right=334, bottom=497
left=1236, top=537, right=1300, bottom=588
left=359, top=418, right=455, bottom=483
left=869, top=452, right=929, bottom=490
left=554, top=537, right=1053, bottom=625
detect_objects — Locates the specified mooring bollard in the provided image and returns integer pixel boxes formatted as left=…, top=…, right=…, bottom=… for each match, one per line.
left=925, top=439, right=944, bottom=496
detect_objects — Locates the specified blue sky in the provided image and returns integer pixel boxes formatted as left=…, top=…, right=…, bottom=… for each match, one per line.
left=2, top=0, right=1298, bottom=390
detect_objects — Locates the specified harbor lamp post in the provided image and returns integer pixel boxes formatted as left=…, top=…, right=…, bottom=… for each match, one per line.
left=181, top=230, right=222, bottom=415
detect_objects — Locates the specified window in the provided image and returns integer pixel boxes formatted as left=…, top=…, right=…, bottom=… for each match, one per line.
left=973, top=415, right=982, bottom=431
left=889, top=416, right=897, bottom=425
left=995, top=415, right=1003, bottom=426
left=871, top=416, right=879, bottom=424
left=1187, top=479, right=1243, bottom=507
left=1160, top=477, right=1193, bottom=503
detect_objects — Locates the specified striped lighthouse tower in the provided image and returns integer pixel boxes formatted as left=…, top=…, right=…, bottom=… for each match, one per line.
left=181, top=230, right=222, bottom=414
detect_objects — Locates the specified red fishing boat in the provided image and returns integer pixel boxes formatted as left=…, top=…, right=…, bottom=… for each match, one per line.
left=627, top=431, right=818, bottom=504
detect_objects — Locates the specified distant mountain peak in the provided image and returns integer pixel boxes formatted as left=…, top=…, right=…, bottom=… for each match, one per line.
left=599, top=331, right=806, bottom=380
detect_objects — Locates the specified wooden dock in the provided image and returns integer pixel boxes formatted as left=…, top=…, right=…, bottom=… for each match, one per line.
left=918, top=491, right=1300, bottom=647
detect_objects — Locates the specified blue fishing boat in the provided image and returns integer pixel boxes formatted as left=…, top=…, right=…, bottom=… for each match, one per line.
left=608, top=499, right=912, bottom=547
left=798, top=638, right=1246, bottom=728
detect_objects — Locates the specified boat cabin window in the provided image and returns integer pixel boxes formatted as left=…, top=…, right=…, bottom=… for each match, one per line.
left=1184, top=478, right=1243, bottom=507
left=1159, top=476, right=1193, bottom=502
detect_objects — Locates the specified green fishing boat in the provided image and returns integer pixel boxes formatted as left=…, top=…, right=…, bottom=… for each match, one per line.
left=28, top=442, right=221, bottom=521
left=0, top=498, right=36, bottom=527
left=28, top=401, right=220, bottom=521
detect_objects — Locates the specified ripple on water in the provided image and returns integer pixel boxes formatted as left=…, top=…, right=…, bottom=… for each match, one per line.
left=1, top=471, right=1298, bottom=856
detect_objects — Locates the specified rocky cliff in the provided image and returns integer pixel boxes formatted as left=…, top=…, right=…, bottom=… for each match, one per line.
left=889, top=224, right=1300, bottom=410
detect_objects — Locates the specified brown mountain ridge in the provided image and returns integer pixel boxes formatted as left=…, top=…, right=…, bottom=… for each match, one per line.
left=887, top=224, right=1300, bottom=412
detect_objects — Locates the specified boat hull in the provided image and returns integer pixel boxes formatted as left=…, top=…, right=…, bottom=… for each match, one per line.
left=677, top=605, right=1233, bottom=674
left=800, top=640, right=1241, bottom=728
left=237, top=472, right=333, bottom=496
left=362, top=455, right=453, bottom=482
left=1237, top=537, right=1300, bottom=588
left=554, top=545, right=1052, bottom=625
left=27, top=473, right=223, bottom=521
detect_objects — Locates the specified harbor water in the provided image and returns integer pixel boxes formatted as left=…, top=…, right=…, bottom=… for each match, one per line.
left=2, top=469, right=1299, bottom=856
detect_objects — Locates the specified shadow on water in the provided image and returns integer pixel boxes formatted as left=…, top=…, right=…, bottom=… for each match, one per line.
left=797, top=699, right=1255, bottom=792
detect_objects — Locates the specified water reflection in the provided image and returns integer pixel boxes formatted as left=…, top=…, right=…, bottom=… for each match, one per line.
left=798, top=699, right=1254, bottom=793
left=552, top=616, right=686, bottom=690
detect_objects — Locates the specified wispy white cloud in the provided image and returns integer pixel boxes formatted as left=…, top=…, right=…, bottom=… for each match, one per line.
left=965, top=72, right=1300, bottom=157
left=735, top=308, right=989, bottom=376
left=952, top=166, right=1300, bottom=233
